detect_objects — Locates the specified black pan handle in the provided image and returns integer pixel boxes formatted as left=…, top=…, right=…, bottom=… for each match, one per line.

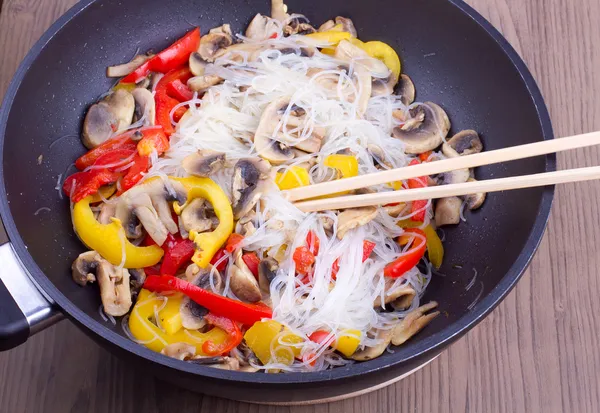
left=0, top=242, right=63, bottom=350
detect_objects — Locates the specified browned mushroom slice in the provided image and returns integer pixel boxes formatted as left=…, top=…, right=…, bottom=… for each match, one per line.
left=392, top=102, right=450, bottom=154
left=161, top=343, right=196, bottom=361
left=464, top=178, right=486, bottom=210
left=434, top=196, right=462, bottom=227
left=230, top=251, right=262, bottom=303
left=82, top=89, right=135, bottom=148
left=336, top=206, right=378, bottom=239
left=383, top=202, right=410, bottom=218
left=258, top=257, right=279, bottom=292
left=107, top=54, right=153, bottom=78
left=231, top=158, right=270, bottom=219
left=97, top=202, right=116, bottom=225
left=190, top=356, right=241, bottom=370
left=189, top=52, right=207, bottom=76
left=442, top=130, right=483, bottom=157
left=132, top=88, right=156, bottom=126
left=284, top=16, right=316, bottom=36
left=351, top=328, right=393, bottom=361
left=188, top=74, right=223, bottom=92
left=246, top=14, right=276, bottom=40
left=373, top=280, right=416, bottom=308
left=271, top=0, right=288, bottom=22
left=182, top=150, right=226, bottom=177
left=128, top=268, right=146, bottom=301
left=180, top=198, right=214, bottom=233
left=198, top=25, right=234, bottom=62
left=391, top=302, right=440, bottom=346
left=74, top=252, right=133, bottom=316
left=395, top=74, right=416, bottom=106
left=181, top=265, right=222, bottom=329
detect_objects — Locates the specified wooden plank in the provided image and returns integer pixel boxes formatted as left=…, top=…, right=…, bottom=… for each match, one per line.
left=0, top=0, right=599, bottom=412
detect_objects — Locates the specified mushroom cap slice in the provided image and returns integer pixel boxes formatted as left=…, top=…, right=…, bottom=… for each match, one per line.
left=180, top=198, right=215, bottom=233
left=254, top=98, right=295, bottom=164
left=395, top=74, right=416, bottom=106
left=464, top=178, right=486, bottom=210
left=189, top=52, right=207, bottom=76
left=131, top=88, right=156, bottom=126
left=434, top=196, right=462, bottom=227
left=258, top=257, right=279, bottom=292
left=392, top=102, right=450, bottom=154
left=231, top=251, right=262, bottom=303
left=351, top=328, right=393, bottom=361
left=371, top=74, right=396, bottom=97
left=107, top=54, right=152, bottom=78
left=335, top=16, right=357, bottom=37
left=190, top=356, right=241, bottom=370
left=283, top=16, right=316, bottom=36
left=82, top=89, right=135, bottom=148
left=181, top=265, right=222, bottom=330
left=246, top=14, right=276, bottom=40
left=336, top=206, right=378, bottom=239
left=161, top=343, right=196, bottom=361
left=96, top=260, right=132, bottom=316
left=71, top=251, right=101, bottom=286
left=271, top=0, right=288, bottom=22
left=442, top=129, right=483, bottom=157
left=198, top=26, right=233, bottom=62
left=231, top=158, right=270, bottom=220
left=373, top=279, right=416, bottom=308
left=391, top=301, right=440, bottom=346
left=182, top=150, right=226, bottom=177
left=188, top=75, right=223, bottom=92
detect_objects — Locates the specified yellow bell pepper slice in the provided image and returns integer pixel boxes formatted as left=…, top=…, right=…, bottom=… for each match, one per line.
left=171, top=176, right=234, bottom=268
left=423, top=225, right=444, bottom=269
left=129, top=289, right=229, bottom=354
left=305, top=30, right=352, bottom=52
left=346, top=38, right=401, bottom=82
left=397, top=219, right=424, bottom=229
left=112, top=82, right=136, bottom=93
left=244, top=320, right=304, bottom=365
left=72, top=196, right=164, bottom=268
left=323, top=154, right=358, bottom=178
left=275, top=166, right=310, bottom=190
left=333, top=329, right=362, bottom=357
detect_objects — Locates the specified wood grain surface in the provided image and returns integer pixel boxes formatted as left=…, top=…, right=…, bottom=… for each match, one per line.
left=1, top=0, right=599, bottom=412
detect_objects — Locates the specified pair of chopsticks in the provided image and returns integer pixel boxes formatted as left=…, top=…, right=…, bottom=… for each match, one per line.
left=286, top=131, right=600, bottom=212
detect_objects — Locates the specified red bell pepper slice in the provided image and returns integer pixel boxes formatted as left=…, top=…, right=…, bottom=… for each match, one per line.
left=119, top=154, right=150, bottom=194
left=143, top=275, right=272, bottom=325
left=241, top=252, right=260, bottom=279
left=331, top=240, right=377, bottom=279
left=210, top=247, right=229, bottom=272
left=159, top=234, right=196, bottom=276
left=136, top=127, right=169, bottom=157
left=155, top=68, right=193, bottom=136
left=202, top=313, right=243, bottom=356
left=407, top=159, right=428, bottom=222
left=293, top=246, right=315, bottom=275
left=224, top=233, right=244, bottom=253
left=121, top=28, right=200, bottom=84
left=383, top=228, right=427, bottom=278
left=63, top=169, right=121, bottom=202
left=418, top=151, right=433, bottom=162
left=75, top=126, right=163, bottom=170
left=167, top=79, right=194, bottom=102
left=309, top=330, right=335, bottom=347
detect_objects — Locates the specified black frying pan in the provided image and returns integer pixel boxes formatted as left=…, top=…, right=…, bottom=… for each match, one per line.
left=0, top=0, right=554, bottom=404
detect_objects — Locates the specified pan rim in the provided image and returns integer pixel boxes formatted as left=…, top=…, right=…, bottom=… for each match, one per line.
left=0, top=0, right=555, bottom=386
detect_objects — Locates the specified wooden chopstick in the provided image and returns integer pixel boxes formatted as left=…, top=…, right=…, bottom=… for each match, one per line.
left=285, top=131, right=600, bottom=202
left=293, top=166, right=600, bottom=212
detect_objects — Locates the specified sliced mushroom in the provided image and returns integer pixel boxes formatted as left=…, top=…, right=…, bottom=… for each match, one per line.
left=115, top=178, right=187, bottom=245
left=439, top=167, right=470, bottom=185
left=373, top=280, right=416, bottom=308
left=71, top=251, right=100, bottom=286
left=97, top=202, right=116, bottom=225
left=336, top=206, right=378, bottom=239
left=271, top=0, right=288, bottom=22
left=231, top=251, right=262, bottom=303
left=395, top=74, right=416, bottom=106
left=180, top=198, right=214, bottom=233
left=181, top=265, right=222, bottom=329
left=128, top=268, right=146, bottom=301
left=131, top=88, right=155, bottom=126
left=442, top=129, right=483, bottom=157
left=284, top=16, right=316, bottom=36
left=189, top=52, right=207, bottom=76
left=231, top=158, right=270, bottom=219
left=372, top=74, right=396, bottom=97
left=434, top=196, right=462, bottom=227
left=240, top=221, right=256, bottom=237
left=367, top=144, right=392, bottom=169
left=392, top=102, right=450, bottom=154
left=182, top=150, right=226, bottom=177
left=198, top=25, right=233, bottom=62
left=464, top=178, right=486, bottom=210
left=82, top=89, right=135, bottom=148
left=258, top=257, right=279, bottom=292
left=74, top=252, right=133, bottom=316
left=352, top=65, right=372, bottom=116
left=161, top=343, right=196, bottom=361
left=188, top=75, right=223, bottom=92
left=254, top=99, right=297, bottom=164
left=391, top=301, right=440, bottom=346
left=334, top=16, right=357, bottom=37
left=383, top=203, right=410, bottom=218
left=351, top=328, right=393, bottom=361
left=246, top=14, right=279, bottom=40
left=190, top=356, right=240, bottom=370
left=107, top=54, right=152, bottom=78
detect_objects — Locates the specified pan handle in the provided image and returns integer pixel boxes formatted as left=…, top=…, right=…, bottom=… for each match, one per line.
left=0, top=243, right=63, bottom=350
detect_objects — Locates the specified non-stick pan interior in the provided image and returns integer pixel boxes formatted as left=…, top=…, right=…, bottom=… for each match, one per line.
left=1, top=0, right=552, bottom=375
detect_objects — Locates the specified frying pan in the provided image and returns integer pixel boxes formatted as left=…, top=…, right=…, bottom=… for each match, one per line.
left=0, top=0, right=554, bottom=404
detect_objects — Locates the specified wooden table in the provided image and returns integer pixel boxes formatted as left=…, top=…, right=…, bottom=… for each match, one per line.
left=1, top=0, right=599, bottom=412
